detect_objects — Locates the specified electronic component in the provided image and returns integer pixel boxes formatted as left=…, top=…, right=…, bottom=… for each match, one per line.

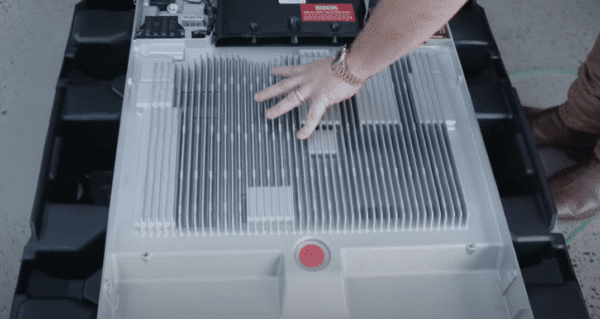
left=215, top=0, right=365, bottom=45
left=136, top=16, right=185, bottom=38
left=149, top=0, right=175, bottom=11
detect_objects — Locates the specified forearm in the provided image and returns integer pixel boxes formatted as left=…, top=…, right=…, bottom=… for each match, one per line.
left=347, top=0, right=467, bottom=80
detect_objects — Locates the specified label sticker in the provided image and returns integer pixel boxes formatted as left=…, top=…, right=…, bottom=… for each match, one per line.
left=301, top=4, right=356, bottom=22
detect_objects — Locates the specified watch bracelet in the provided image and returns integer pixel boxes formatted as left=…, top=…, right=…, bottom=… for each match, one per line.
left=332, top=48, right=368, bottom=86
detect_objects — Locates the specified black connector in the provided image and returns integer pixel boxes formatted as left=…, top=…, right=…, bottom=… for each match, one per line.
left=136, top=16, right=185, bottom=38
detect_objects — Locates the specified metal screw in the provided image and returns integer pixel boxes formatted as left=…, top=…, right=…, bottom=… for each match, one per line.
left=249, top=22, right=259, bottom=32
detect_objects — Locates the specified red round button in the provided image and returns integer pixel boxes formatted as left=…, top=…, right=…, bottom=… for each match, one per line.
left=298, top=244, right=325, bottom=268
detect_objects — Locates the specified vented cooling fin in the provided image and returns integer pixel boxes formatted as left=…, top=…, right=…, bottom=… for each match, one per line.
left=132, top=52, right=468, bottom=236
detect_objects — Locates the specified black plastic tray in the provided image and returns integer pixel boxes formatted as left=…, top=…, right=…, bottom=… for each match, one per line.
left=10, top=1, right=590, bottom=318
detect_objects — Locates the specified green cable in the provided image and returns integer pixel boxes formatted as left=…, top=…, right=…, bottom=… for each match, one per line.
left=565, top=218, right=594, bottom=246
left=508, top=68, right=578, bottom=80
left=508, top=68, right=593, bottom=246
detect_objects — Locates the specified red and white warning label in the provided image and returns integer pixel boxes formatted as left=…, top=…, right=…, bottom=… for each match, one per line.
left=301, top=4, right=356, bottom=22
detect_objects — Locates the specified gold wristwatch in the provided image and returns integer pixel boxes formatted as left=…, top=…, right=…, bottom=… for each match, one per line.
left=331, top=44, right=368, bottom=86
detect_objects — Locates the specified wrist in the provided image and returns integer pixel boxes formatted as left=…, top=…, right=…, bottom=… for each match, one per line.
left=345, top=49, right=371, bottom=81
left=331, top=45, right=370, bottom=86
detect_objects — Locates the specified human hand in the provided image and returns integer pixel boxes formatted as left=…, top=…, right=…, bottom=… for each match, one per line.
left=254, top=57, right=363, bottom=140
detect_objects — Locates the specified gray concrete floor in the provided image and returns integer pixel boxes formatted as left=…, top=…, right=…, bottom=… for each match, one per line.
left=0, top=0, right=599, bottom=318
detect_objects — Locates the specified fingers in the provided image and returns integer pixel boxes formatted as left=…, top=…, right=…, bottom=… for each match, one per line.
left=265, top=86, right=309, bottom=119
left=297, top=96, right=330, bottom=140
left=254, top=76, right=303, bottom=102
left=270, top=65, right=306, bottom=77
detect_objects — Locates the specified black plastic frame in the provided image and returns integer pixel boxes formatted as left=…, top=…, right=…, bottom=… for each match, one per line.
left=10, top=1, right=591, bottom=318
left=450, top=2, right=589, bottom=317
